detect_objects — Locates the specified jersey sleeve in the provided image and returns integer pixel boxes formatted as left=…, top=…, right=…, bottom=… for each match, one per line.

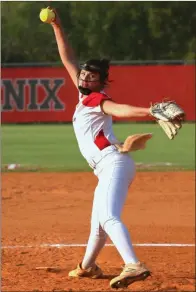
left=82, top=92, right=111, bottom=111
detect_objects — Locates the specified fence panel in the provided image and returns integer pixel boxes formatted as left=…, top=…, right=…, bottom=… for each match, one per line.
left=1, top=64, right=195, bottom=123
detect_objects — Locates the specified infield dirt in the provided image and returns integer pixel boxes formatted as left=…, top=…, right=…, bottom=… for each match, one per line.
left=2, top=171, right=195, bottom=291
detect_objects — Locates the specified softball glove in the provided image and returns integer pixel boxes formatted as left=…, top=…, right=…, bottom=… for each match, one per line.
left=115, top=133, right=152, bottom=153
left=150, top=100, right=185, bottom=139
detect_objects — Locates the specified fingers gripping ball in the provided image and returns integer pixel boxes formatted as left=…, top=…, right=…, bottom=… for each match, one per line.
left=39, top=7, right=55, bottom=23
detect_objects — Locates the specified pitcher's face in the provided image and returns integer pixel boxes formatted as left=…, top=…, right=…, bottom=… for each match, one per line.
left=78, top=70, right=101, bottom=92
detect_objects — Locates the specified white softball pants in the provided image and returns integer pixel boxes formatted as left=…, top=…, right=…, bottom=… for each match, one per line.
left=82, top=151, right=139, bottom=269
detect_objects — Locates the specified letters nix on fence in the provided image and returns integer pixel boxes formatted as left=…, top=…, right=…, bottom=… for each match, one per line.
left=1, top=64, right=195, bottom=123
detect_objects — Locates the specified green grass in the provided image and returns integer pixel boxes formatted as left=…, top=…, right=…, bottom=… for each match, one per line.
left=1, top=123, right=195, bottom=171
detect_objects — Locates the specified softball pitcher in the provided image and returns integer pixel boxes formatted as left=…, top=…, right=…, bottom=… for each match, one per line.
left=42, top=7, right=185, bottom=289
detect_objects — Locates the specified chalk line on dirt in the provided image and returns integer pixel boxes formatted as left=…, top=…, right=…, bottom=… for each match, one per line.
left=2, top=243, right=195, bottom=249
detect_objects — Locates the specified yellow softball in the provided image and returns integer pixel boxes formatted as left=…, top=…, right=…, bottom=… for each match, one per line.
left=39, top=7, right=55, bottom=23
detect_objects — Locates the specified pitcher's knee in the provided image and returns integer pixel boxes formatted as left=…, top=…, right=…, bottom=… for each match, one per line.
left=100, top=216, right=121, bottom=232
left=90, top=225, right=107, bottom=239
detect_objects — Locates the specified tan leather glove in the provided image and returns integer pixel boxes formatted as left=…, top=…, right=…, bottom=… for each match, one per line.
left=157, top=120, right=182, bottom=140
left=115, top=133, right=152, bottom=153
left=150, top=100, right=185, bottom=139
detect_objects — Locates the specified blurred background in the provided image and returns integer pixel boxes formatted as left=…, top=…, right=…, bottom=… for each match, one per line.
left=1, top=1, right=196, bottom=62
left=1, top=1, right=195, bottom=171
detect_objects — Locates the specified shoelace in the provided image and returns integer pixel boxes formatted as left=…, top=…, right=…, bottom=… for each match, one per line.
left=122, top=265, right=138, bottom=272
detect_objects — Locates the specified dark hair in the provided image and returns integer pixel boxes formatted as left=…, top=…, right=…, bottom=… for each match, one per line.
left=78, top=58, right=110, bottom=85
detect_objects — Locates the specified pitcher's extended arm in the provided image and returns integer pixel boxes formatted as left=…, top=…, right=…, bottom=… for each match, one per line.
left=51, top=9, right=79, bottom=87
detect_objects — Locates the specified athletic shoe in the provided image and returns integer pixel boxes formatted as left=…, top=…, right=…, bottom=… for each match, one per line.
left=110, top=261, right=150, bottom=288
left=68, top=262, right=103, bottom=279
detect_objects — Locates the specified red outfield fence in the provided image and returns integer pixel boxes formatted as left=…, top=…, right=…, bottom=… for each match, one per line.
left=1, top=64, right=195, bottom=123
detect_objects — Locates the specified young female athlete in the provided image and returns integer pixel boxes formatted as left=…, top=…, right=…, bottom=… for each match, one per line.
left=50, top=8, right=152, bottom=289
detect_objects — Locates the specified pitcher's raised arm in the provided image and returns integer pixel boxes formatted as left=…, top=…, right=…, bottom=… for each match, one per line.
left=50, top=8, right=79, bottom=87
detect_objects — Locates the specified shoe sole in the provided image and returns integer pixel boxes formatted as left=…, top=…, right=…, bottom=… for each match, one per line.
left=69, top=271, right=103, bottom=279
left=110, top=271, right=150, bottom=289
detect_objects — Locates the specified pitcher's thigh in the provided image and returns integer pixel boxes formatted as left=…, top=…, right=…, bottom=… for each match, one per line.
left=96, top=155, right=135, bottom=220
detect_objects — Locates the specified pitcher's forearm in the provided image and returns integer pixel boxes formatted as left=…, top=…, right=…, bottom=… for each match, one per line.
left=52, top=23, right=79, bottom=86
left=52, top=23, right=78, bottom=66
left=102, top=101, right=151, bottom=118
left=118, top=105, right=151, bottom=118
